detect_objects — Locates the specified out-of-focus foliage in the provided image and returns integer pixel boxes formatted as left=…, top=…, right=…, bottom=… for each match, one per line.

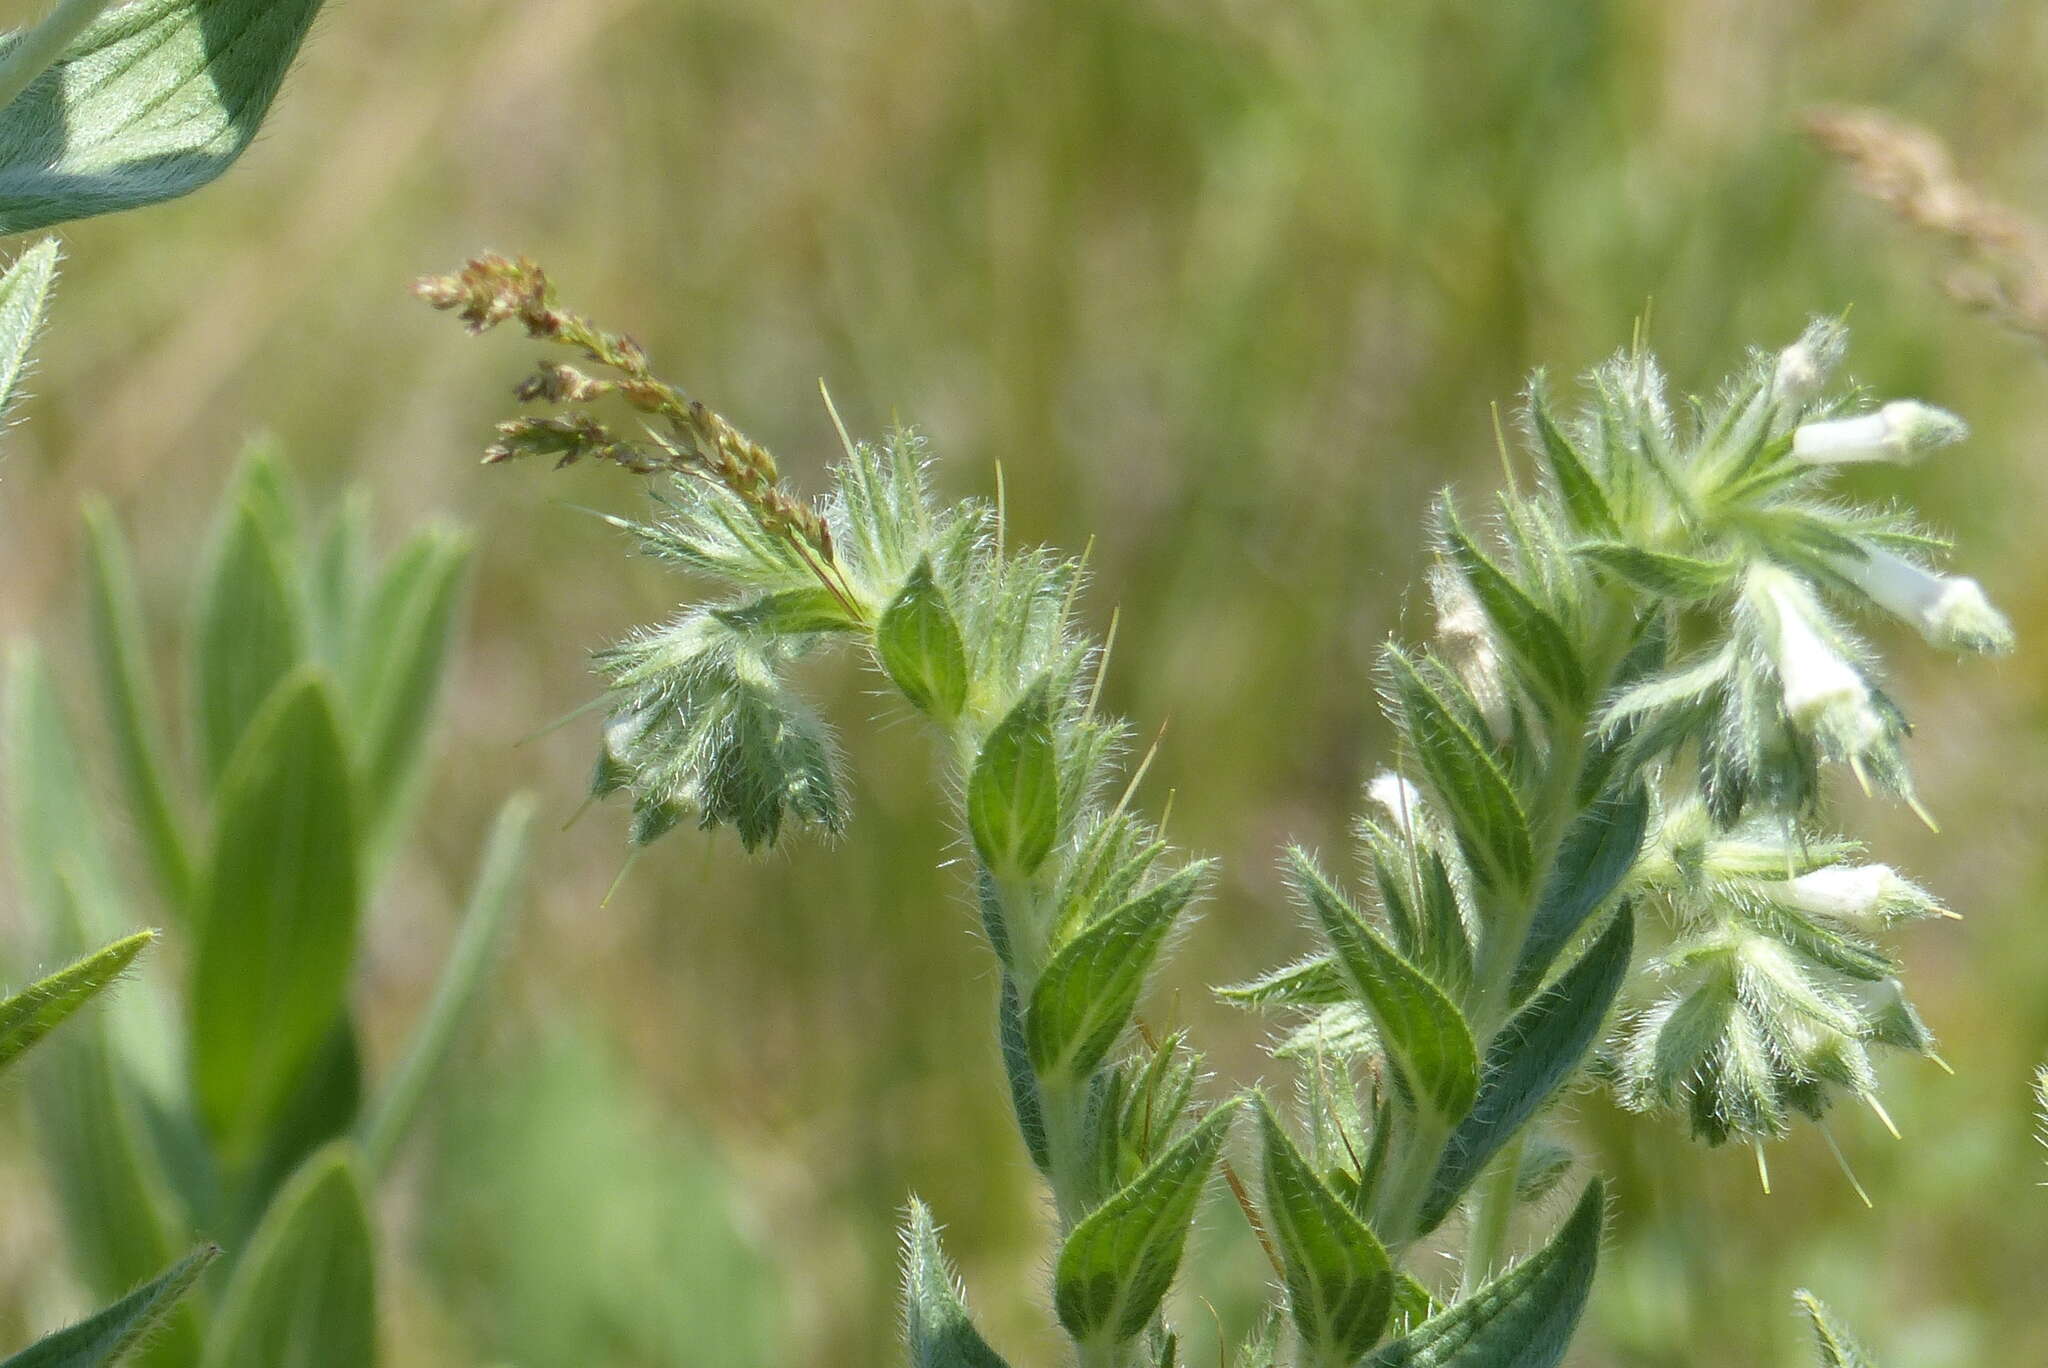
left=2, top=1, right=2046, bottom=1365
left=2, top=451, right=522, bottom=1366
left=420, top=1024, right=780, bottom=1368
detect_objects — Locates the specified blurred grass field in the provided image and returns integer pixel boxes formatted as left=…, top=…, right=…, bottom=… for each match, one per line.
left=2, top=0, right=2047, bottom=1363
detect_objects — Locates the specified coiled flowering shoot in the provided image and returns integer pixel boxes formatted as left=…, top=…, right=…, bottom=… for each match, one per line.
left=425, top=257, right=2009, bottom=1368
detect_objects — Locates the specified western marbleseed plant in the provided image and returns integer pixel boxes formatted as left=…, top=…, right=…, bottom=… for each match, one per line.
left=423, top=254, right=2008, bottom=1367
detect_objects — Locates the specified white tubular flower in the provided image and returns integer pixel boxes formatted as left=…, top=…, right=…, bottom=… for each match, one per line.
left=1367, top=771, right=1424, bottom=839
left=1748, top=567, right=1883, bottom=750
left=1827, top=545, right=2014, bottom=654
left=1792, top=400, right=1968, bottom=467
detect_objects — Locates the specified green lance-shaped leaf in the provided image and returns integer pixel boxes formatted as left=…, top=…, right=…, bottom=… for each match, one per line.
left=29, top=1010, right=191, bottom=1347
left=0, top=930, right=153, bottom=1076
left=1574, top=542, right=1736, bottom=602
left=1527, top=376, right=1617, bottom=538
left=359, top=795, right=533, bottom=1175
left=1795, top=1291, right=1878, bottom=1368
left=1, top=1244, right=218, bottom=1368
left=711, top=585, right=864, bottom=637
left=84, top=501, right=196, bottom=912
left=1509, top=781, right=1647, bottom=1003
left=1440, top=502, right=1585, bottom=713
left=228, top=1016, right=359, bottom=1251
left=1421, top=910, right=1633, bottom=1232
left=1216, top=954, right=1349, bottom=1010
left=190, top=494, right=306, bottom=791
left=997, top=973, right=1049, bottom=1172
left=0, top=237, right=55, bottom=421
left=308, top=488, right=370, bottom=664
left=1290, top=849, right=1478, bottom=1126
left=347, top=527, right=471, bottom=854
left=877, top=556, right=969, bottom=720
left=968, top=684, right=1060, bottom=879
left=4, top=645, right=181, bottom=1097
left=189, top=669, right=360, bottom=1164
left=1026, top=862, right=1210, bottom=1081
left=900, top=1200, right=1014, bottom=1368
left=1054, top=1099, right=1241, bottom=1347
left=1365, top=1178, right=1605, bottom=1368
left=1383, top=652, right=1533, bottom=894
left=1256, top=1101, right=1394, bottom=1363
left=0, top=0, right=325, bottom=236
left=201, top=1145, right=376, bottom=1368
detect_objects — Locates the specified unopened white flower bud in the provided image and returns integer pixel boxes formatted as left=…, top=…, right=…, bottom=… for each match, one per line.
left=1792, top=400, right=1967, bottom=467
left=1773, top=343, right=1824, bottom=409
left=1748, top=568, right=1883, bottom=750
left=604, top=706, right=653, bottom=758
left=1764, top=861, right=1946, bottom=926
left=1431, top=567, right=1509, bottom=737
left=1827, top=546, right=2013, bottom=654
left=1777, top=864, right=1896, bottom=921
left=1367, top=771, right=1423, bottom=839
left=1771, top=320, right=1846, bottom=414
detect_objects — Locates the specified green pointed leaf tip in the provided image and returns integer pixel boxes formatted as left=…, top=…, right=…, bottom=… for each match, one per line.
left=901, top=1200, right=1013, bottom=1368
left=83, top=499, right=197, bottom=912
left=1367, top=1178, right=1605, bottom=1368
left=1383, top=651, right=1533, bottom=893
left=0, top=0, right=326, bottom=235
left=1526, top=375, right=1617, bottom=537
left=190, top=670, right=360, bottom=1162
left=877, top=557, right=970, bottom=719
left=0, top=930, right=155, bottom=1076
left=191, top=494, right=306, bottom=790
left=967, top=684, right=1060, bottom=878
left=351, top=528, right=472, bottom=835
left=201, top=1146, right=375, bottom=1368
left=1422, top=910, right=1634, bottom=1232
left=1795, top=1291, right=1878, bottom=1368
left=1440, top=500, right=1586, bottom=711
left=1257, top=1101, right=1394, bottom=1361
left=1289, top=849, right=1478, bottom=1125
left=0, top=237, right=56, bottom=422
left=1054, top=1098, right=1241, bottom=1346
left=1026, top=861, right=1210, bottom=1080
left=1, top=1243, right=218, bottom=1368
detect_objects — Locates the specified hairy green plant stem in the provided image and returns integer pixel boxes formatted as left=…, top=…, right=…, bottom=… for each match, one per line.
left=1458, top=1132, right=1526, bottom=1298
left=1376, top=598, right=1637, bottom=1259
left=943, top=717, right=1102, bottom=1231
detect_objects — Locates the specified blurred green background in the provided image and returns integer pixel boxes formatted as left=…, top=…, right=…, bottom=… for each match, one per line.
left=2, top=0, right=2046, bottom=1363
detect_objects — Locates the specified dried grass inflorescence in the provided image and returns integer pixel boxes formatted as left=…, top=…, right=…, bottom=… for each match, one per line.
left=1807, top=105, right=2048, bottom=347
left=415, top=254, right=844, bottom=597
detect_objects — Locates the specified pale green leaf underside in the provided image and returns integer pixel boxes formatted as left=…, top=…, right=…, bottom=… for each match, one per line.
left=0, top=0, right=323, bottom=235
